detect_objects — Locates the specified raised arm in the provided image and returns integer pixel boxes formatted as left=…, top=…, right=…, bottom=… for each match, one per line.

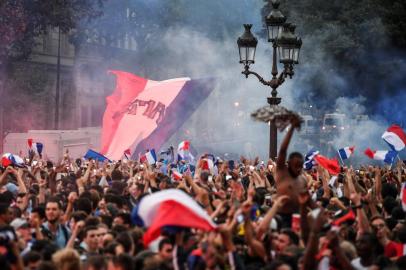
left=276, top=125, right=295, bottom=169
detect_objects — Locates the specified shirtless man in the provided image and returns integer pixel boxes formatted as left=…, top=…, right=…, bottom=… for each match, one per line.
left=275, top=118, right=307, bottom=227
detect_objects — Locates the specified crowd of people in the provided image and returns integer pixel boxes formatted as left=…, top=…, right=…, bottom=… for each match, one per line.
left=1, top=119, right=406, bottom=270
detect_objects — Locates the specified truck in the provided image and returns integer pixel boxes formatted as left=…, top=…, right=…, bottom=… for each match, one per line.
left=3, top=127, right=101, bottom=161
left=322, top=113, right=346, bottom=133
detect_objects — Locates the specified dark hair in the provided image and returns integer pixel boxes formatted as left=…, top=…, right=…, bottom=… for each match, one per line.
left=32, top=206, right=46, bottom=220
left=288, top=152, right=303, bottom=161
left=116, top=212, right=131, bottom=226
left=23, top=251, right=41, bottom=266
left=158, top=238, right=172, bottom=251
left=71, top=211, right=88, bottom=222
left=111, top=170, right=123, bottom=181
left=0, top=203, right=10, bottom=215
left=83, top=225, right=99, bottom=238
left=280, top=228, right=300, bottom=246
left=116, top=232, right=134, bottom=254
left=46, top=197, right=62, bottom=210
left=85, top=255, right=107, bottom=270
left=381, top=183, right=398, bottom=199
left=76, top=197, right=92, bottom=215
left=382, top=196, right=398, bottom=216
left=85, top=216, right=101, bottom=227
left=112, top=254, right=134, bottom=270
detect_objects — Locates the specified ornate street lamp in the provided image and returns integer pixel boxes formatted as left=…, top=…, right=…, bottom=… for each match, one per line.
left=237, top=0, right=302, bottom=159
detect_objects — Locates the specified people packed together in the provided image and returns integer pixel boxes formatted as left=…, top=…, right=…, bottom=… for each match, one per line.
left=1, top=119, right=406, bottom=270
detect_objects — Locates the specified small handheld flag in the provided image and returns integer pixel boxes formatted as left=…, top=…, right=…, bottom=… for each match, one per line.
left=337, top=146, right=355, bottom=160
left=140, top=149, right=157, bottom=165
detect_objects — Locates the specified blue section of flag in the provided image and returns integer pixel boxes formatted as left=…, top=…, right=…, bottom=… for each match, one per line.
left=84, top=149, right=111, bottom=162
left=384, top=150, right=398, bottom=164
left=304, top=149, right=319, bottom=170
left=134, top=78, right=216, bottom=156
left=338, top=148, right=348, bottom=160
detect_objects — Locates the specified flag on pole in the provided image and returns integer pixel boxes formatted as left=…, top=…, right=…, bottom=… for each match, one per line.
left=131, top=189, right=217, bottom=246
left=364, top=148, right=398, bottom=164
left=314, top=155, right=341, bottom=175
left=382, top=125, right=406, bottom=151
left=337, top=146, right=355, bottom=160
left=140, top=149, right=157, bottom=165
left=124, top=149, right=131, bottom=159
left=100, top=70, right=215, bottom=160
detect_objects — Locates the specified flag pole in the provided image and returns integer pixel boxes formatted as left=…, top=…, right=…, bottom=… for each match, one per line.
left=337, top=151, right=344, bottom=166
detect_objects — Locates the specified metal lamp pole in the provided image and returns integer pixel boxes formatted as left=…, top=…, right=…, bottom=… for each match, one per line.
left=237, top=0, right=302, bottom=159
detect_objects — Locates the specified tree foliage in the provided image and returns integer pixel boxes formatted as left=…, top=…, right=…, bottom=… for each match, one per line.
left=0, top=0, right=104, bottom=63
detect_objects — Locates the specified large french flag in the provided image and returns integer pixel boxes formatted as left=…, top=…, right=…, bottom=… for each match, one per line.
left=364, top=148, right=397, bottom=164
left=382, top=125, right=406, bottom=151
left=131, top=189, right=217, bottom=246
left=101, top=71, right=215, bottom=160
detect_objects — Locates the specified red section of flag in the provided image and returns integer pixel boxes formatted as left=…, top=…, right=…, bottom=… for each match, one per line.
left=314, top=155, right=340, bottom=175
left=1, top=157, right=11, bottom=167
left=388, top=125, right=406, bottom=144
left=364, top=148, right=375, bottom=159
left=101, top=71, right=148, bottom=154
left=27, top=139, right=33, bottom=148
left=124, top=149, right=131, bottom=156
left=331, top=210, right=355, bottom=226
left=143, top=200, right=216, bottom=246
left=349, top=146, right=355, bottom=153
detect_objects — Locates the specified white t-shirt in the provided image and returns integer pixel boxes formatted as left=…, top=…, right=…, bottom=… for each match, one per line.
left=351, top=258, right=370, bottom=270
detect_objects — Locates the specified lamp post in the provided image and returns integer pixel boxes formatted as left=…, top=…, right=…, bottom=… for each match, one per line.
left=237, top=0, right=302, bottom=159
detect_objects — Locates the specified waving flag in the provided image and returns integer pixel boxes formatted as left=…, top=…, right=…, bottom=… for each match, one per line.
left=140, top=149, right=157, bottom=165
left=84, top=149, right=111, bottom=162
left=364, top=148, right=397, bottom=164
left=101, top=71, right=215, bottom=160
left=314, top=155, right=340, bottom=175
left=337, top=146, right=355, bottom=160
left=2, top=153, right=24, bottom=167
left=131, top=189, right=217, bottom=246
left=28, top=140, right=44, bottom=157
left=177, top=141, right=195, bottom=163
left=382, top=125, right=406, bottom=151
left=171, top=169, right=183, bottom=181
left=303, top=149, right=319, bottom=170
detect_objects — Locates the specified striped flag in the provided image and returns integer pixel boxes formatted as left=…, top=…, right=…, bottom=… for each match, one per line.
left=100, top=71, right=215, bottom=160
left=131, top=189, right=217, bottom=246
left=382, top=125, right=406, bottom=151
left=401, top=182, right=406, bottom=211
left=140, top=149, right=157, bottom=165
left=303, top=149, right=319, bottom=170
left=364, top=148, right=397, bottom=164
left=337, top=146, right=355, bottom=160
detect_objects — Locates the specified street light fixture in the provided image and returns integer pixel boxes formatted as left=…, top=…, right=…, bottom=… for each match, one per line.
left=237, top=0, right=302, bottom=159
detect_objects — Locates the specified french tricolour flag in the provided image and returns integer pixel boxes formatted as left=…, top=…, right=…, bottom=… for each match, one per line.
left=382, top=125, right=406, bottom=151
left=177, top=141, right=194, bottom=162
left=1, top=153, right=24, bottom=167
left=171, top=169, right=183, bottom=181
left=131, top=189, right=217, bottom=246
left=28, top=139, right=44, bottom=157
left=100, top=71, right=215, bottom=160
left=140, top=149, right=157, bottom=165
left=303, top=149, right=319, bottom=170
left=364, top=148, right=398, bottom=164
left=337, top=146, right=355, bottom=160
